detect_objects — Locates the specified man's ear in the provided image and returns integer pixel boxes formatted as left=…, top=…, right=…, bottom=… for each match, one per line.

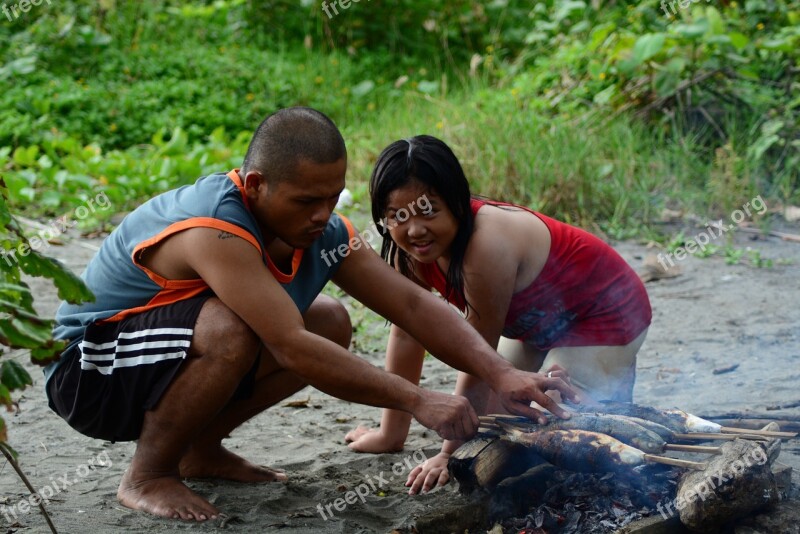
left=243, top=170, right=267, bottom=198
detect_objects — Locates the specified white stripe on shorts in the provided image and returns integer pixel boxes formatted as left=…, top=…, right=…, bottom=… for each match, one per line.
left=78, top=327, right=194, bottom=375
left=80, top=351, right=188, bottom=375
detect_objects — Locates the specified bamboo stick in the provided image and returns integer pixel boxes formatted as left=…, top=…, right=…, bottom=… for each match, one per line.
left=664, top=444, right=721, bottom=455
left=643, top=454, right=707, bottom=470
left=720, top=427, right=797, bottom=439
left=673, top=432, right=768, bottom=442
left=485, top=414, right=537, bottom=423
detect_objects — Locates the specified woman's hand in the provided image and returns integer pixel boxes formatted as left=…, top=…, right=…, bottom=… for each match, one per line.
left=405, top=451, right=451, bottom=495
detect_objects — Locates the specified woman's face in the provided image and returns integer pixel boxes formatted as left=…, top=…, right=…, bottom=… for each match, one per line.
left=383, top=181, right=458, bottom=263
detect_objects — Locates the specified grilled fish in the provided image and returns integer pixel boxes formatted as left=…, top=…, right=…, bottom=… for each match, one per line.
left=500, top=427, right=648, bottom=473
left=606, top=414, right=676, bottom=442
left=543, top=413, right=666, bottom=453
left=595, top=401, right=722, bottom=434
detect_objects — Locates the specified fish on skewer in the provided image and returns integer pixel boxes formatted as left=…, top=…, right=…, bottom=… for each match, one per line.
left=595, top=401, right=797, bottom=438
left=594, top=401, right=720, bottom=434
left=606, top=414, right=675, bottom=442
left=482, top=415, right=720, bottom=455
left=498, top=425, right=706, bottom=473
left=491, top=413, right=666, bottom=453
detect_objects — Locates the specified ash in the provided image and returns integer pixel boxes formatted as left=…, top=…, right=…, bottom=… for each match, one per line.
left=501, top=466, right=679, bottom=534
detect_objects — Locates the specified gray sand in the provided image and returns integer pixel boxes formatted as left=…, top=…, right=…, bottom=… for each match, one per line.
left=1, top=222, right=798, bottom=533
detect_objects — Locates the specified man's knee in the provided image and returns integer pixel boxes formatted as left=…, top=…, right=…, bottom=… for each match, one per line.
left=191, top=298, right=260, bottom=371
left=306, top=295, right=352, bottom=349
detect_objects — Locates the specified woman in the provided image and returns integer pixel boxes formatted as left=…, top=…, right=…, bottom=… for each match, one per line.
left=345, top=135, right=651, bottom=495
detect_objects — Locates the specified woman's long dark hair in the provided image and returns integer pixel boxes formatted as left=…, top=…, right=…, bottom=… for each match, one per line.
left=369, top=135, right=475, bottom=315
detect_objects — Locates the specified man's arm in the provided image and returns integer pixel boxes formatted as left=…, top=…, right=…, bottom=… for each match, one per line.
left=333, top=233, right=579, bottom=422
left=173, top=228, right=477, bottom=441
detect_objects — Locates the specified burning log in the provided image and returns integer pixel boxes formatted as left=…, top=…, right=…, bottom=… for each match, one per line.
left=675, top=438, right=779, bottom=531
left=448, top=435, right=542, bottom=493
left=449, top=409, right=794, bottom=533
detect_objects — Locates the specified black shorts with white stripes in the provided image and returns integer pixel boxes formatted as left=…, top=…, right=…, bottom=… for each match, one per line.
left=46, top=294, right=258, bottom=442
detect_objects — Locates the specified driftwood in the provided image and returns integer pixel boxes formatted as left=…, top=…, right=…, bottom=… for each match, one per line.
left=448, top=436, right=543, bottom=494
left=676, top=438, right=779, bottom=531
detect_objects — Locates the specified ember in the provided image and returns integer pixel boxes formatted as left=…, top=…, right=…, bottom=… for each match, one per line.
left=448, top=403, right=797, bottom=533
left=499, top=469, right=676, bottom=534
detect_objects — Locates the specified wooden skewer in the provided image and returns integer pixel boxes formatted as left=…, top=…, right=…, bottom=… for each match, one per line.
left=673, top=432, right=768, bottom=442
left=484, top=414, right=538, bottom=423
left=720, top=426, right=797, bottom=439
left=664, top=444, right=721, bottom=455
left=643, top=454, right=707, bottom=470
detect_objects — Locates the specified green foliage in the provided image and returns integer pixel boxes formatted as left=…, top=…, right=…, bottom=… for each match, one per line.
left=0, top=1, right=797, bottom=232
left=0, top=181, right=94, bottom=442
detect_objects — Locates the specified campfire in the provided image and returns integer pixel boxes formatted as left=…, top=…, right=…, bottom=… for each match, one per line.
left=447, top=402, right=797, bottom=533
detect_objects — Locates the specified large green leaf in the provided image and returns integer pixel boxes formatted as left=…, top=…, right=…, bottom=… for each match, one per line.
left=17, top=252, right=94, bottom=304
left=674, top=22, right=709, bottom=39
left=705, top=7, right=725, bottom=36
left=729, top=32, right=750, bottom=51
left=0, top=383, right=11, bottom=407
left=0, top=317, right=52, bottom=349
left=1, top=360, right=32, bottom=391
left=633, top=34, right=665, bottom=64
left=30, top=339, right=68, bottom=365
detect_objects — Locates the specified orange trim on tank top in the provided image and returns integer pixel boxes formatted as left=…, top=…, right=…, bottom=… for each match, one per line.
left=337, top=213, right=356, bottom=242
left=98, top=218, right=264, bottom=323
left=227, top=169, right=251, bottom=210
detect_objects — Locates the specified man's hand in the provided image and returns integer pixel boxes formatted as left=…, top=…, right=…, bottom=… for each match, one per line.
left=493, top=368, right=580, bottom=424
left=411, top=390, right=478, bottom=441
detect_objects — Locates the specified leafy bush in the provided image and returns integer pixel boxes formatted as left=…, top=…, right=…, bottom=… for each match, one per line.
left=0, top=181, right=93, bottom=443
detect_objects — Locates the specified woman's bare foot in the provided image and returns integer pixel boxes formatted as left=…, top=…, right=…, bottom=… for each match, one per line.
left=345, top=425, right=404, bottom=453
left=117, top=468, right=219, bottom=521
left=179, top=444, right=287, bottom=482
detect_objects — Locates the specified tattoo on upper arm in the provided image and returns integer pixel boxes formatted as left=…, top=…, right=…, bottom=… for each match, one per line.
left=218, top=231, right=237, bottom=240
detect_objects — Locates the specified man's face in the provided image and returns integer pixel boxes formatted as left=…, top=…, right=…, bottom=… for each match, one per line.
left=247, top=158, right=346, bottom=248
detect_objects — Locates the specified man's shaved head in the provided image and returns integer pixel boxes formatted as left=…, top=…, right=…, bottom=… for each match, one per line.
left=240, top=107, right=346, bottom=184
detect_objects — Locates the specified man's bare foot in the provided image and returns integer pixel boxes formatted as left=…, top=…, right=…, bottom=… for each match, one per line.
left=345, top=425, right=404, bottom=453
left=179, top=444, right=287, bottom=482
left=118, top=468, right=219, bottom=521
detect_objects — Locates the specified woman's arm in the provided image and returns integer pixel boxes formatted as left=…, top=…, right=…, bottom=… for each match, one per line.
left=405, top=210, right=525, bottom=493
left=346, top=324, right=427, bottom=452
left=346, top=256, right=433, bottom=452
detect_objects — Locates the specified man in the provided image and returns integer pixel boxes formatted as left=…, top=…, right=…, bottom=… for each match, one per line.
left=45, top=107, right=577, bottom=521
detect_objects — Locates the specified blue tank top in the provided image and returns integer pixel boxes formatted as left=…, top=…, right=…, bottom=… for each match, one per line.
left=48, top=170, right=354, bottom=379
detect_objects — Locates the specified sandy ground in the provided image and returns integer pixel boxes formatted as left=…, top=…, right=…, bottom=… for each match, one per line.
left=1, top=219, right=799, bottom=534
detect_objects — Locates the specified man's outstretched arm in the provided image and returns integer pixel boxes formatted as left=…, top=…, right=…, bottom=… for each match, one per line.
left=173, top=227, right=477, bottom=441
left=332, top=235, right=579, bottom=423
